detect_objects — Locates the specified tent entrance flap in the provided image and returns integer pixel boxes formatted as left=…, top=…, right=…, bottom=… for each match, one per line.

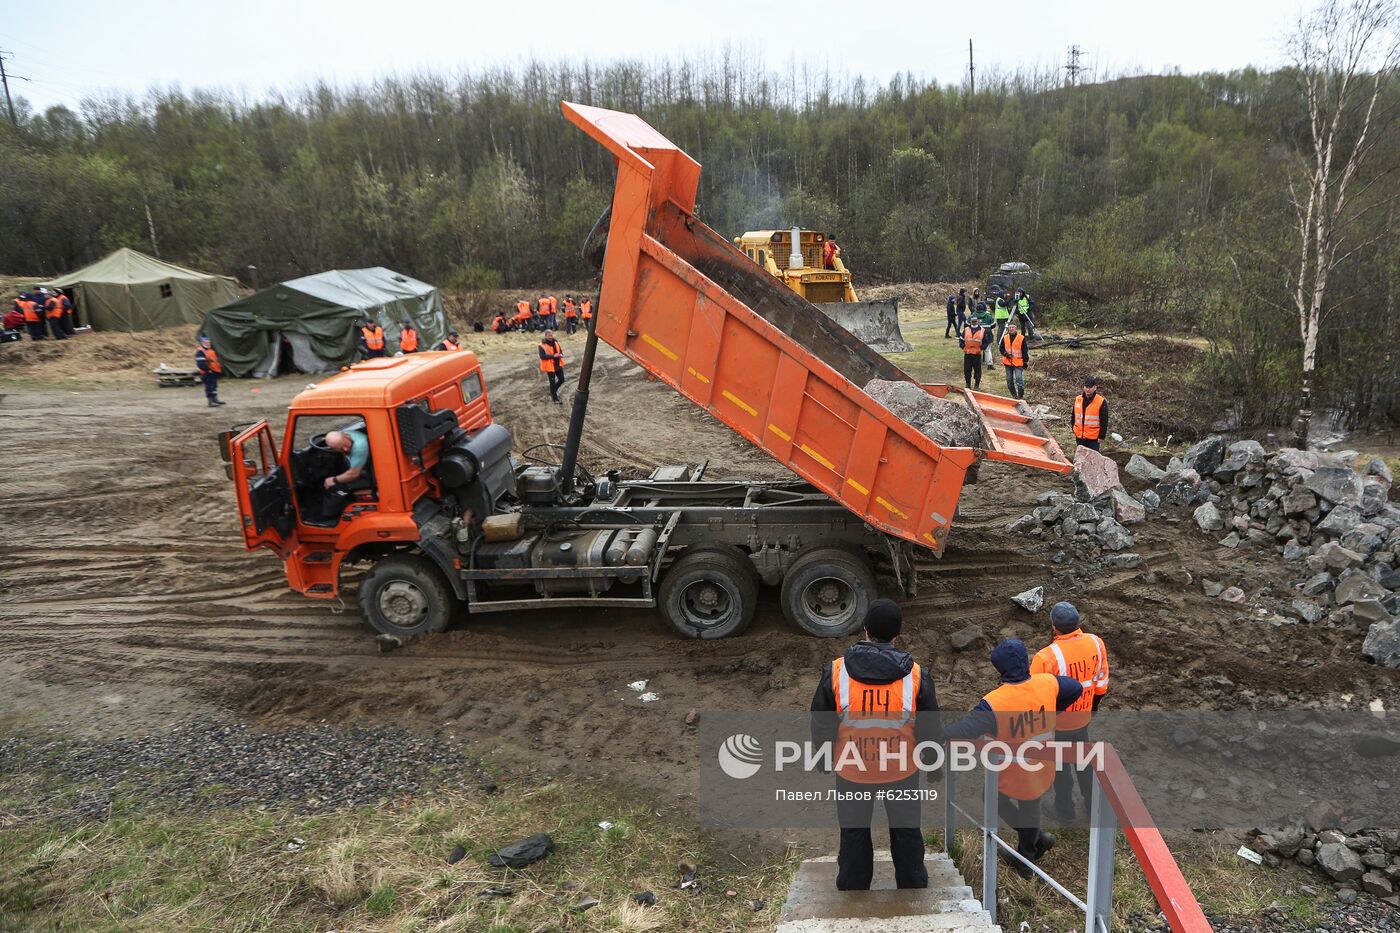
left=252, top=332, right=336, bottom=378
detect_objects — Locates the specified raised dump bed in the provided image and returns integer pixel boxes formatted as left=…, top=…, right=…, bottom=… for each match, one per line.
left=563, top=102, right=1069, bottom=554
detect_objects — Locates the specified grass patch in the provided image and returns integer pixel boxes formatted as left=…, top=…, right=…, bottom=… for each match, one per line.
left=0, top=772, right=794, bottom=932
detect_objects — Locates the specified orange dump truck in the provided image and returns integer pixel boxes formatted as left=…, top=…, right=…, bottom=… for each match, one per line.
left=221, top=103, right=1068, bottom=644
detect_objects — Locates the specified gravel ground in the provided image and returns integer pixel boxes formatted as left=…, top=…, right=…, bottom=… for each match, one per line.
left=0, top=718, right=493, bottom=822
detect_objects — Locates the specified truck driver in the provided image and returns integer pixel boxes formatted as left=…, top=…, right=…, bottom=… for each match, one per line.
left=324, top=429, right=370, bottom=490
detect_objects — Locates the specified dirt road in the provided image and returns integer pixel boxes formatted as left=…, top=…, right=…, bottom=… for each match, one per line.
left=2, top=330, right=1397, bottom=803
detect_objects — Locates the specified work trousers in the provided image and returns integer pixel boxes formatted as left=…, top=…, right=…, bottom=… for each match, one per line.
left=62, top=311, right=75, bottom=336
left=27, top=321, right=45, bottom=340
left=546, top=368, right=565, bottom=402
left=962, top=354, right=982, bottom=389
left=994, top=319, right=1008, bottom=351
left=1053, top=725, right=1094, bottom=813
left=201, top=371, right=219, bottom=399
left=1004, top=365, right=1024, bottom=399
left=565, top=317, right=578, bottom=334
left=48, top=317, right=67, bottom=340
left=834, top=774, right=928, bottom=891
left=998, top=793, right=1042, bottom=855
left=1075, top=438, right=1101, bottom=452
left=364, top=347, right=385, bottom=358
left=944, top=311, right=962, bottom=338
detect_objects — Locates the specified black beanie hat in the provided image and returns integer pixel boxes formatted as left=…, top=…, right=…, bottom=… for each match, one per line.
left=863, top=598, right=902, bottom=641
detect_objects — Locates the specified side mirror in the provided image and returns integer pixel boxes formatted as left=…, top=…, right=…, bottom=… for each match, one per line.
left=217, top=430, right=235, bottom=463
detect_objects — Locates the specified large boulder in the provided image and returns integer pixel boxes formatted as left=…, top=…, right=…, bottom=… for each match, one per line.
left=1317, top=842, right=1364, bottom=882
left=1072, top=446, right=1121, bottom=499
left=1193, top=501, right=1226, bottom=533
left=1340, top=525, right=1386, bottom=557
left=1335, top=573, right=1389, bottom=606
left=1182, top=435, right=1226, bottom=476
left=1156, top=469, right=1202, bottom=507
left=1300, top=572, right=1335, bottom=597
left=1125, top=454, right=1167, bottom=483
left=1316, top=505, right=1362, bottom=538
left=1227, top=439, right=1267, bottom=464
left=1271, top=448, right=1320, bottom=474
left=1282, top=489, right=1319, bottom=516
left=1363, top=619, right=1400, bottom=668
left=1363, top=457, right=1394, bottom=484
left=1361, top=479, right=1389, bottom=517
left=1096, top=518, right=1136, bottom=551
left=1316, top=541, right=1366, bottom=571
left=1110, top=487, right=1146, bottom=525
left=1306, top=468, right=1364, bottom=508
left=1140, top=489, right=1161, bottom=511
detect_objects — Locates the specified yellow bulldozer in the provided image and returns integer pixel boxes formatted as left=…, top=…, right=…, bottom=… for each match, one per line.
left=733, top=228, right=911, bottom=353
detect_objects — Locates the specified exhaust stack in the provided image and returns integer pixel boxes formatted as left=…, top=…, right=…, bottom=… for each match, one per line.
left=788, top=226, right=803, bottom=270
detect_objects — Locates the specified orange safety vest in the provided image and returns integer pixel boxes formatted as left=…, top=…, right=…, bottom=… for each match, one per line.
left=1073, top=393, right=1105, bottom=441
left=21, top=300, right=40, bottom=323
left=44, top=297, right=63, bottom=319
left=399, top=328, right=418, bottom=352
left=200, top=346, right=222, bottom=374
left=545, top=296, right=557, bottom=314
left=1031, top=629, right=1108, bottom=732
left=517, top=300, right=531, bottom=318
left=492, top=315, right=506, bottom=332
left=538, top=339, right=564, bottom=373
left=981, top=673, right=1060, bottom=800
left=361, top=325, right=385, bottom=350
left=581, top=300, right=593, bottom=320
left=1000, top=332, right=1025, bottom=367
left=563, top=299, right=578, bottom=318
left=441, top=337, right=461, bottom=351
left=832, top=657, right=922, bottom=783
left=961, top=324, right=984, bottom=355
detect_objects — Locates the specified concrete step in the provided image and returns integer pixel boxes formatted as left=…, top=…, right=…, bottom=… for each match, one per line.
left=776, top=851, right=999, bottom=933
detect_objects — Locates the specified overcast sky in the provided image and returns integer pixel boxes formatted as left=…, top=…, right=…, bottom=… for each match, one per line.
left=2, top=0, right=1304, bottom=114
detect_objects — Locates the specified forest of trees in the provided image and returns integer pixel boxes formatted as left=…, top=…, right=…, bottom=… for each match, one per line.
left=0, top=52, right=1396, bottom=430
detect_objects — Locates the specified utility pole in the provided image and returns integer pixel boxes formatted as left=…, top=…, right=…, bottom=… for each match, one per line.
left=1065, top=45, right=1083, bottom=86
left=0, top=51, right=19, bottom=126
left=968, top=40, right=975, bottom=97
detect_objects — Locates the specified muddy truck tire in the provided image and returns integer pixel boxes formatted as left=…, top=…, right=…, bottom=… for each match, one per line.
left=358, top=553, right=454, bottom=638
left=659, top=546, right=759, bottom=639
left=780, top=546, right=877, bottom=637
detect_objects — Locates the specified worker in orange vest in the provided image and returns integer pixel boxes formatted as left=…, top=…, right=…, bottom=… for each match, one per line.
left=436, top=330, right=462, bottom=351
left=942, top=638, right=1083, bottom=877
left=562, top=297, right=579, bottom=335
left=1071, top=377, right=1108, bottom=451
left=999, top=322, right=1029, bottom=399
left=538, top=329, right=565, bottom=403
left=43, top=293, right=68, bottom=341
left=514, top=299, right=532, bottom=331
left=810, top=599, right=939, bottom=891
left=359, top=320, right=386, bottom=358
left=822, top=235, right=841, bottom=270
left=1031, top=602, right=1109, bottom=824
left=958, top=317, right=986, bottom=390
left=543, top=294, right=558, bottom=329
left=195, top=335, right=225, bottom=407
left=19, top=293, right=44, bottom=341
left=580, top=298, right=593, bottom=330
left=491, top=312, right=508, bottom=334
left=398, top=321, right=419, bottom=354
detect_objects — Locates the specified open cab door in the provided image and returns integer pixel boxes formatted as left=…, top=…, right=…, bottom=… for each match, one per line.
left=220, top=420, right=297, bottom=557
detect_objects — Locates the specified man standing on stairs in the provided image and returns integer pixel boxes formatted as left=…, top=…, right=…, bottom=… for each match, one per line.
left=810, top=599, right=939, bottom=891
left=942, top=638, right=1083, bottom=878
left=1031, top=602, right=1109, bottom=824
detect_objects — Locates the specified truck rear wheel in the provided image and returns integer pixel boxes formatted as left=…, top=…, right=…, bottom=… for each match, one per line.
left=659, top=546, right=758, bottom=639
left=359, top=553, right=453, bottom=638
left=780, top=547, right=876, bottom=637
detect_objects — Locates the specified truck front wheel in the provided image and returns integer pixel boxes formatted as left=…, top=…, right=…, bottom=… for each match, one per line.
left=659, top=547, right=758, bottom=639
left=780, top=547, right=876, bottom=637
left=359, top=553, right=453, bottom=638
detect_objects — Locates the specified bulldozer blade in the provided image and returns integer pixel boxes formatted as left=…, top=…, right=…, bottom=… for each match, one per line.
left=813, top=300, right=912, bottom=354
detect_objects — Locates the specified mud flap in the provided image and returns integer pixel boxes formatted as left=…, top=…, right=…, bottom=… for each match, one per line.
left=814, top=299, right=912, bottom=354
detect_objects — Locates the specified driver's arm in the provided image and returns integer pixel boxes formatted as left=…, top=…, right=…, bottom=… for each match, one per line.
left=326, top=465, right=362, bottom=487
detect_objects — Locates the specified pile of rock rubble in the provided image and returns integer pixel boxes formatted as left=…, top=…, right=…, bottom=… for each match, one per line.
left=1248, top=804, right=1400, bottom=907
left=1004, top=434, right=1399, bottom=668
left=1170, top=436, right=1399, bottom=668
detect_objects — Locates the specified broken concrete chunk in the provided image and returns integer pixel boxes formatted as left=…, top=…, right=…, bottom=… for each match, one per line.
left=1011, top=586, right=1045, bottom=612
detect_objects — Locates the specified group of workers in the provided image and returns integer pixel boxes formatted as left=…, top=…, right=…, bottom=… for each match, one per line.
left=812, top=597, right=1111, bottom=890
left=357, top=320, right=461, bottom=358
left=7, top=288, right=76, bottom=341
left=493, top=295, right=593, bottom=336
left=953, top=287, right=1036, bottom=399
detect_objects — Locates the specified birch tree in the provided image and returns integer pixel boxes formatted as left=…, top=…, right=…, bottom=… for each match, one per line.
left=1284, top=0, right=1399, bottom=447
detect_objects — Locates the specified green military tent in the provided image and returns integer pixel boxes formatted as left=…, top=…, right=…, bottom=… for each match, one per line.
left=41, top=247, right=239, bottom=331
left=200, top=267, right=447, bottom=378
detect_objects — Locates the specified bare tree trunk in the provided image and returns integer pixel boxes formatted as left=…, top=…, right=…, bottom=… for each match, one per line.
left=144, top=197, right=160, bottom=259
